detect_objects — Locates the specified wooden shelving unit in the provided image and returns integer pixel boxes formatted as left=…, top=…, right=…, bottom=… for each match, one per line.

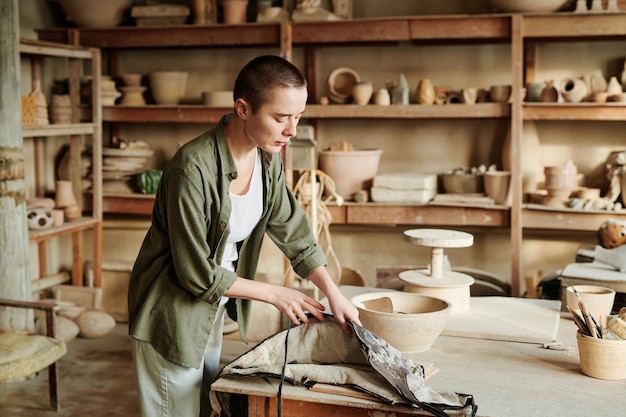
left=36, top=12, right=626, bottom=295
left=20, top=38, right=103, bottom=289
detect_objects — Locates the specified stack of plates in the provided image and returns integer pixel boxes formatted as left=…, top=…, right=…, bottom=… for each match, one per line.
left=102, top=147, right=154, bottom=193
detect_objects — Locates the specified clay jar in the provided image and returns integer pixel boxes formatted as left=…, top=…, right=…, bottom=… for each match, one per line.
left=222, top=0, right=248, bottom=23
left=352, top=81, right=373, bottom=105
left=483, top=171, right=511, bottom=205
left=374, top=88, right=391, bottom=106
left=416, top=78, right=435, bottom=105
left=540, top=81, right=559, bottom=102
left=560, top=78, right=588, bottom=103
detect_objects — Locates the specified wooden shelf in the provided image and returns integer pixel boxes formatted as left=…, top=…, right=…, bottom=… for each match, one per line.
left=28, top=217, right=101, bottom=242
left=523, top=103, right=626, bottom=121
left=36, top=23, right=282, bottom=49
left=523, top=13, right=626, bottom=40
left=522, top=205, right=626, bottom=231
left=22, top=122, right=98, bottom=137
left=103, top=103, right=510, bottom=123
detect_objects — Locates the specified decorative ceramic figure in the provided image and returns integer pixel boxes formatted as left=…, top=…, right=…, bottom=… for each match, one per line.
left=27, top=207, right=54, bottom=230
left=391, top=74, right=409, bottom=105
left=352, top=81, right=373, bottom=105
left=374, top=88, right=391, bottom=106
left=416, top=79, right=435, bottom=105
left=560, top=78, right=588, bottom=103
left=461, top=87, right=477, bottom=104
left=606, top=76, right=623, bottom=96
left=30, top=80, right=49, bottom=125
left=540, top=81, right=559, bottom=102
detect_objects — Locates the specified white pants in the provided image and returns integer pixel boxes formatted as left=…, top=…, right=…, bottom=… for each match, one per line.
left=131, top=301, right=227, bottom=417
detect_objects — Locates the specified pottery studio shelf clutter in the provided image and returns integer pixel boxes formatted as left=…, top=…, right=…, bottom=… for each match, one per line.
left=37, top=11, right=626, bottom=296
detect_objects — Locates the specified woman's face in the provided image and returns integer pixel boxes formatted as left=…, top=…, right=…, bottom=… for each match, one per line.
left=241, top=86, right=307, bottom=154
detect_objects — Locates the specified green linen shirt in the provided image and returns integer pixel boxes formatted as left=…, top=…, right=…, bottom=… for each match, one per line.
left=128, top=114, right=326, bottom=368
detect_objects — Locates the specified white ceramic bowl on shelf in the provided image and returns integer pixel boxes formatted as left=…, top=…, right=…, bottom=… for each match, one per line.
left=488, top=0, right=569, bottom=12
left=149, top=71, right=188, bottom=105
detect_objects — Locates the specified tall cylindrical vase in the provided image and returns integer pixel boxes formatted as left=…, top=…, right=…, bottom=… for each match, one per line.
left=502, top=121, right=542, bottom=199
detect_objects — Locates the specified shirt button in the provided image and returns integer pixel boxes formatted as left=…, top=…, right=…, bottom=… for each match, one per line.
left=219, top=223, right=226, bottom=229
left=230, top=172, right=238, bottom=180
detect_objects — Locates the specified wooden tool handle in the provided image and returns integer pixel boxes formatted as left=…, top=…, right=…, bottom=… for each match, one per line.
left=579, top=300, right=597, bottom=338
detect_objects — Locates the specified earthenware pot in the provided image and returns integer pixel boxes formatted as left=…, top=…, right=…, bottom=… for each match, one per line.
left=484, top=171, right=511, bottom=205
left=222, top=0, right=249, bottom=23
left=374, top=88, right=391, bottom=106
left=540, top=81, right=559, bottom=102
left=58, top=0, right=132, bottom=28
left=560, top=78, right=588, bottom=103
left=416, top=78, right=435, bottom=105
left=149, top=71, right=188, bottom=105
left=607, top=76, right=623, bottom=96
left=352, top=81, right=373, bottom=105
left=318, top=149, right=383, bottom=200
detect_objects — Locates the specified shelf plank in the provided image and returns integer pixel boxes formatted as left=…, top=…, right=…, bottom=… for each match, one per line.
left=103, top=106, right=226, bottom=123
left=346, top=204, right=510, bottom=227
left=103, top=103, right=510, bottom=122
left=102, top=194, right=156, bottom=215
left=304, top=103, right=510, bottom=119
left=36, top=24, right=282, bottom=49
left=20, top=38, right=94, bottom=58
left=523, top=205, right=626, bottom=231
left=28, top=217, right=100, bottom=242
left=22, top=122, right=98, bottom=137
left=292, top=18, right=409, bottom=44
left=523, top=103, right=626, bottom=120
left=523, top=13, right=626, bottom=39
left=408, top=15, right=511, bottom=42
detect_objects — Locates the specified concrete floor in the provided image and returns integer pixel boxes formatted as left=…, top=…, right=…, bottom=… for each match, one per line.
left=0, top=324, right=249, bottom=417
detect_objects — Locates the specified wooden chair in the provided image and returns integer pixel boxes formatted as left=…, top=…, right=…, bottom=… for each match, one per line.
left=0, top=298, right=67, bottom=411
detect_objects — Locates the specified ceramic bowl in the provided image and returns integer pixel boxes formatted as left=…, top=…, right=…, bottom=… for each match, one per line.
left=488, top=0, right=569, bottom=12
left=566, top=285, right=616, bottom=320
left=58, top=0, right=132, bottom=28
left=149, top=71, right=188, bottom=105
left=351, top=291, right=451, bottom=353
left=202, top=90, right=234, bottom=107
left=119, top=73, right=143, bottom=86
left=327, top=67, right=360, bottom=104
left=489, top=84, right=512, bottom=103
left=440, top=173, right=485, bottom=194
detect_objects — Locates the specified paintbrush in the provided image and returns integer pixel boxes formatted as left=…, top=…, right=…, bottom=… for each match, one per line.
left=567, top=306, right=591, bottom=336
left=579, top=300, right=599, bottom=338
left=572, top=287, right=602, bottom=338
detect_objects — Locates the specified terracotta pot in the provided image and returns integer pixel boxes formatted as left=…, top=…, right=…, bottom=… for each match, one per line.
left=222, top=0, right=249, bottom=23
left=318, top=149, right=382, bottom=200
left=560, top=78, right=588, bottom=103
left=352, top=81, right=373, bottom=105
left=483, top=171, right=511, bottom=205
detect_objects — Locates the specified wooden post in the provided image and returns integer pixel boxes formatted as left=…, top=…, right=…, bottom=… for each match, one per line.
left=0, top=0, right=34, bottom=332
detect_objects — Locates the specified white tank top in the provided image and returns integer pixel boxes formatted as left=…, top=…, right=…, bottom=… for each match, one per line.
left=221, top=150, right=263, bottom=272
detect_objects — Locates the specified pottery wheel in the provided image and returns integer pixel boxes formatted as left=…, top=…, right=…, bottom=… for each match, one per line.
left=402, top=228, right=474, bottom=283
left=403, top=228, right=473, bottom=248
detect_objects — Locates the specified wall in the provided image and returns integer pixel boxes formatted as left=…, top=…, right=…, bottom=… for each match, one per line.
left=17, top=1, right=622, bottom=293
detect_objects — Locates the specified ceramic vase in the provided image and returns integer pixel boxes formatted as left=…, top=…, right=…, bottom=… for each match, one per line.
left=55, top=180, right=81, bottom=221
left=484, top=171, right=511, bottom=205
left=540, top=81, right=559, bottom=102
left=352, top=81, right=373, bottom=105
left=391, top=74, right=409, bottom=105
left=416, top=78, right=435, bottom=105
left=560, top=78, right=588, bottom=103
left=502, top=121, right=542, bottom=198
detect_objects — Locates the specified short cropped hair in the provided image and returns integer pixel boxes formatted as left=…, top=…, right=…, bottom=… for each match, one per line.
left=233, top=55, right=307, bottom=113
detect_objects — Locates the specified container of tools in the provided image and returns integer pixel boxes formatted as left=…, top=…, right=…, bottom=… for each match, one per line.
left=577, top=332, right=626, bottom=380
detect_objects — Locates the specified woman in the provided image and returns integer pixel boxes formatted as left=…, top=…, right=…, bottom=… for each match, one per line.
left=128, top=55, right=360, bottom=416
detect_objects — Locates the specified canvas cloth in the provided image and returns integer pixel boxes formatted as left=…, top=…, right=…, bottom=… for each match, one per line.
left=211, top=316, right=476, bottom=417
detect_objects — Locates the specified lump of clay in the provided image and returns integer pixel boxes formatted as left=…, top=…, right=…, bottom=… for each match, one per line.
left=75, top=310, right=116, bottom=338
left=36, top=315, right=80, bottom=343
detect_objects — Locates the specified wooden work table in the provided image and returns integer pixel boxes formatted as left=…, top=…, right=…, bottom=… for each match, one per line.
left=211, top=314, right=624, bottom=417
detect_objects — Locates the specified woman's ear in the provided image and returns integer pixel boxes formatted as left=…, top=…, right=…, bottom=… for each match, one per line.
left=234, top=98, right=249, bottom=119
